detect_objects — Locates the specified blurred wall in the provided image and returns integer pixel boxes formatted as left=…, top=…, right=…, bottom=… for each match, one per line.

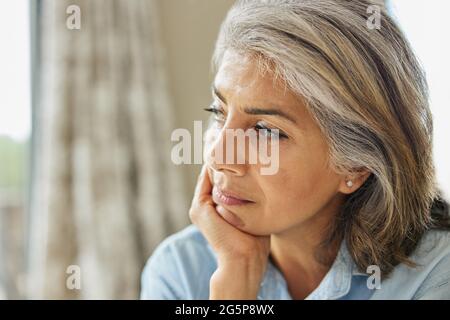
left=158, top=0, right=235, bottom=201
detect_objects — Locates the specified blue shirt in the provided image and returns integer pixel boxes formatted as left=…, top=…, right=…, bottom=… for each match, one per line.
left=140, top=224, right=450, bottom=299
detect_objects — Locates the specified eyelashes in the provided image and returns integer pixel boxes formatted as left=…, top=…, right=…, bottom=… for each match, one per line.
left=203, top=106, right=225, bottom=121
left=255, top=122, right=288, bottom=140
left=203, top=105, right=288, bottom=140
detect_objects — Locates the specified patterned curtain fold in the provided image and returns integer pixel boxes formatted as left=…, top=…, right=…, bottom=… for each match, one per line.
left=28, top=0, right=189, bottom=299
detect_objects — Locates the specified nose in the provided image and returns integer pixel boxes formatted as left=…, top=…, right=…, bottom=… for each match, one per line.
left=204, top=124, right=248, bottom=177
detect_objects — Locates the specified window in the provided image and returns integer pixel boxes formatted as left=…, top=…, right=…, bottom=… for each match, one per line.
left=390, top=0, right=450, bottom=199
left=0, top=0, right=31, bottom=299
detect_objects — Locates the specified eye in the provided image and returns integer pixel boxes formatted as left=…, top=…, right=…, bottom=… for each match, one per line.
left=203, top=105, right=226, bottom=123
left=255, top=122, right=288, bottom=140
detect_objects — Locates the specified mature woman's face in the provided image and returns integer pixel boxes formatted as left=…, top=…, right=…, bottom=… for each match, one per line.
left=204, top=50, right=346, bottom=236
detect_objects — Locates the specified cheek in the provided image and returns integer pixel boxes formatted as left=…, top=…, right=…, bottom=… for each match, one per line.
left=259, top=148, right=340, bottom=219
left=262, top=168, right=318, bottom=211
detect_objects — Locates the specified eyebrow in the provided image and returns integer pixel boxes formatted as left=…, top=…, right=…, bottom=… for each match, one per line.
left=212, top=85, right=297, bottom=124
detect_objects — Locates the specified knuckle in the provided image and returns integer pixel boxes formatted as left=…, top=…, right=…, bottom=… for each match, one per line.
left=188, top=205, right=202, bottom=224
left=188, top=207, right=197, bottom=223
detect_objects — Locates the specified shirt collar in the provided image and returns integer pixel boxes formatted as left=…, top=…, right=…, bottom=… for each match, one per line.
left=262, top=240, right=367, bottom=300
left=306, top=240, right=364, bottom=299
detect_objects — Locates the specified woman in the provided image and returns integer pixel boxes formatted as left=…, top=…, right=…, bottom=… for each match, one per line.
left=141, top=0, right=450, bottom=299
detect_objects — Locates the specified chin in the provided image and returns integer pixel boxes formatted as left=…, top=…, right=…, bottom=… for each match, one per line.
left=238, top=223, right=274, bottom=236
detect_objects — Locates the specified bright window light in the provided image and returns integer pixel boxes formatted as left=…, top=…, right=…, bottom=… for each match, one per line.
left=391, top=0, right=450, bottom=199
left=0, top=0, right=31, bottom=142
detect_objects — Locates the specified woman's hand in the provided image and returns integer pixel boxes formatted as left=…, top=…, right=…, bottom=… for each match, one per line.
left=189, top=164, right=271, bottom=299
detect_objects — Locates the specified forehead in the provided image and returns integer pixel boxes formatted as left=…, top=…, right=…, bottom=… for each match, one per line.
left=214, top=50, right=301, bottom=108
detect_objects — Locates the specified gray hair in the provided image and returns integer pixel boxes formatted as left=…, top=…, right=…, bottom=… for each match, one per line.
left=212, top=0, right=445, bottom=276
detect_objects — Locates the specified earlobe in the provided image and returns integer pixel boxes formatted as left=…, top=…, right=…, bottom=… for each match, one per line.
left=339, top=178, right=355, bottom=194
left=339, top=171, right=371, bottom=194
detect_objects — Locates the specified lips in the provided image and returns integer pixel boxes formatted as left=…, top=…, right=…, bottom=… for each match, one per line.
left=211, top=185, right=252, bottom=228
left=212, top=185, right=254, bottom=206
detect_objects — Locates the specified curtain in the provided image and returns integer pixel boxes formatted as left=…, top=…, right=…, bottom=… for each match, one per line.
left=27, top=0, right=189, bottom=299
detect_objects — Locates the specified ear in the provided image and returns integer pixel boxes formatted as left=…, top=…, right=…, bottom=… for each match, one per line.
left=338, top=169, right=371, bottom=194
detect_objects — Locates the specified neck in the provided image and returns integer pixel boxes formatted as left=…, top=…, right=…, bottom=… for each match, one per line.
left=269, top=194, right=344, bottom=299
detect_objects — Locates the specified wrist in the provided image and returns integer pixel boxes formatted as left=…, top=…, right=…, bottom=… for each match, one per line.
left=209, top=258, right=268, bottom=300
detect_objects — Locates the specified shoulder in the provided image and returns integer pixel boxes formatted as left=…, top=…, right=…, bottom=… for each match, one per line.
left=372, top=229, right=450, bottom=299
left=140, top=224, right=217, bottom=299
left=410, top=229, right=450, bottom=299
left=147, top=224, right=217, bottom=273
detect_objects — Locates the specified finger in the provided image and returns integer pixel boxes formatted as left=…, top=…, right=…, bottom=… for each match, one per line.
left=193, top=164, right=213, bottom=204
left=215, top=205, right=245, bottom=228
left=195, top=204, right=270, bottom=262
left=194, top=204, right=240, bottom=251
